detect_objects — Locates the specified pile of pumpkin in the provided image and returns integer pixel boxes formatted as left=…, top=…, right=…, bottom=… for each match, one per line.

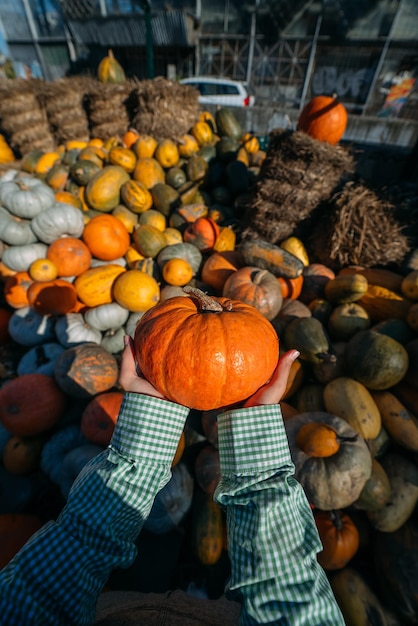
left=0, top=101, right=417, bottom=623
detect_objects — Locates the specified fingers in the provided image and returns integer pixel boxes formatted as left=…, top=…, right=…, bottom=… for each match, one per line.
left=118, top=336, right=138, bottom=390
left=244, top=349, right=300, bottom=407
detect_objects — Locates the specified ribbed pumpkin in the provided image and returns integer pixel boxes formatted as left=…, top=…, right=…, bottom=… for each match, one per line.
left=222, top=266, right=283, bottom=321
left=85, top=165, right=130, bottom=212
left=120, top=179, right=153, bottom=214
left=314, top=509, right=360, bottom=570
left=183, top=216, right=220, bottom=252
left=297, top=95, right=348, bottom=145
left=0, top=373, right=66, bottom=436
left=134, top=287, right=279, bottom=410
left=74, top=264, right=126, bottom=307
left=191, top=121, right=214, bottom=146
left=132, top=157, right=166, bottom=189
left=83, top=214, right=130, bottom=261
left=81, top=391, right=124, bottom=447
left=54, top=343, right=119, bottom=398
left=97, top=49, right=126, bottom=84
left=178, top=133, right=200, bottom=158
left=47, top=237, right=92, bottom=277
left=113, top=269, right=160, bottom=312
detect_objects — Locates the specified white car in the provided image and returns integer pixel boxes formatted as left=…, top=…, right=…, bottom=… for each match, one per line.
left=180, top=76, right=255, bottom=107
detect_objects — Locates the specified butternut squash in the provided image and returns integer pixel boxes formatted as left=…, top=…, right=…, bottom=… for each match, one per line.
left=323, top=377, right=381, bottom=439
left=371, top=390, right=418, bottom=451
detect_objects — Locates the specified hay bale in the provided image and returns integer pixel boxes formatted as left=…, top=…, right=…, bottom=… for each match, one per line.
left=0, top=79, right=55, bottom=156
left=39, top=77, right=91, bottom=145
left=241, top=129, right=355, bottom=244
left=308, top=181, right=410, bottom=270
left=130, top=76, right=200, bottom=141
left=85, top=80, right=134, bottom=141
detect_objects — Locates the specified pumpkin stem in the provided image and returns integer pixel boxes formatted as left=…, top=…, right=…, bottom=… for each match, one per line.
left=330, top=510, right=343, bottom=531
left=316, top=352, right=337, bottom=363
left=183, top=286, right=224, bottom=312
left=252, top=269, right=269, bottom=285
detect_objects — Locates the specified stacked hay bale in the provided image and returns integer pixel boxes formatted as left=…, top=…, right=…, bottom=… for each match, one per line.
left=308, top=181, right=411, bottom=270
left=0, top=78, right=55, bottom=156
left=129, top=76, right=200, bottom=141
left=38, top=77, right=91, bottom=146
left=85, top=80, right=135, bottom=140
left=241, top=129, right=355, bottom=244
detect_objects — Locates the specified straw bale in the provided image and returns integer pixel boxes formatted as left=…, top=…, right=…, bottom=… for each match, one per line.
left=241, top=129, right=355, bottom=244
left=129, top=77, right=200, bottom=141
left=89, top=121, right=128, bottom=141
left=0, top=79, right=39, bottom=116
left=0, top=109, right=47, bottom=135
left=308, top=181, right=410, bottom=270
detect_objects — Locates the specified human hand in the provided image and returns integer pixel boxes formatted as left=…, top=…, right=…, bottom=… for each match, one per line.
left=243, top=349, right=300, bottom=408
left=119, top=335, right=166, bottom=399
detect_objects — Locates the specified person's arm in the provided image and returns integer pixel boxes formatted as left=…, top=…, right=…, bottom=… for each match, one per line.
left=214, top=354, right=345, bottom=626
left=0, top=344, right=189, bottom=626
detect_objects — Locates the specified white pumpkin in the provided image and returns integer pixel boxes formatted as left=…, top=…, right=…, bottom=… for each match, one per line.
left=8, top=306, right=56, bottom=346
left=125, top=311, right=146, bottom=337
left=100, top=327, right=126, bottom=354
left=55, top=312, right=102, bottom=348
left=0, top=206, right=38, bottom=246
left=84, top=302, right=129, bottom=331
left=90, top=257, right=127, bottom=268
left=0, top=177, right=56, bottom=218
left=2, top=242, right=48, bottom=272
left=30, top=202, right=84, bottom=243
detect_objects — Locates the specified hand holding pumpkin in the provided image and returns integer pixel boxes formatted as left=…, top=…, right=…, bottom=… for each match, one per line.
left=119, top=335, right=166, bottom=399
left=243, top=349, right=300, bottom=408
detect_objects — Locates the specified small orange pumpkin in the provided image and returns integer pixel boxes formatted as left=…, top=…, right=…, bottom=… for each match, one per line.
left=4, top=272, right=34, bottom=309
left=132, top=134, right=158, bottom=159
left=81, top=391, right=124, bottom=447
left=183, top=217, right=220, bottom=252
left=108, top=146, right=137, bottom=173
left=222, top=266, right=283, bottom=321
left=295, top=422, right=341, bottom=457
left=82, top=214, right=130, bottom=261
left=297, top=95, right=348, bottom=145
left=134, top=287, right=279, bottom=410
left=314, top=509, right=360, bottom=570
left=162, top=258, right=194, bottom=286
left=122, top=128, right=140, bottom=149
left=47, top=237, right=92, bottom=277
left=112, top=269, right=160, bottom=312
left=278, top=275, right=304, bottom=300
left=28, top=258, right=58, bottom=282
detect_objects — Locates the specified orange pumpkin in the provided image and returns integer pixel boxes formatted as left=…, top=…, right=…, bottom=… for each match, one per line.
left=0, top=514, right=44, bottom=569
left=297, top=95, right=348, bottom=145
left=154, top=139, right=180, bottom=169
left=122, top=128, right=140, bottom=149
left=162, top=258, right=194, bottom=286
left=278, top=275, right=304, bottom=300
left=314, top=509, right=360, bottom=570
left=178, top=133, right=200, bottom=158
left=47, top=237, right=92, bottom=277
left=27, top=279, right=78, bottom=316
left=4, top=272, right=34, bottom=309
left=55, top=343, right=119, bottom=398
left=81, top=391, right=124, bottom=447
left=0, top=373, right=66, bottom=436
left=295, top=422, right=341, bottom=457
left=112, top=269, right=160, bottom=312
left=82, top=214, right=130, bottom=261
left=134, top=287, right=279, bottom=410
left=183, top=217, right=220, bottom=252
left=200, top=251, right=243, bottom=292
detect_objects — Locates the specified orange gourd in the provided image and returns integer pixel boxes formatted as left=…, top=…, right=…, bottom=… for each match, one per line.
left=112, top=269, right=160, bottom=312
left=82, top=214, right=130, bottom=261
left=183, top=216, right=220, bottom=252
left=47, top=237, right=92, bottom=277
left=28, top=258, right=58, bottom=282
left=108, top=146, right=137, bottom=173
left=296, top=422, right=341, bottom=457
left=81, top=391, right=124, bottom=447
left=4, top=271, right=34, bottom=309
left=132, top=135, right=158, bottom=159
left=120, top=179, right=153, bottom=214
left=278, top=275, right=304, bottom=300
left=297, top=95, right=348, bottom=145
left=314, top=509, right=360, bottom=570
left=200, top=251, right=242, bottom=292
left=74, top=264, right=126, bottom=307
left=97, top=49, right=126, bottom=84
left=191, top=121, right=214, bottom=146
left=132, top=157, right=165, bottom=189
left=162, top=258, right=194, bottom=286
left=154, top=139, right=180, bottom=169
left=134, top=287, right=279, bottom=410
left=222, top=266, right=283, bottom=321
left=27, top=279, right=78, bottom=316
left=122, top=128, right=140, bottom=149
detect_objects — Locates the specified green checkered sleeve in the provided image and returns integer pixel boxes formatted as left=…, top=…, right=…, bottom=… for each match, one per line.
left=215, top=404, right=345, bottom=626
left=0, top=393, right=189, bottom=626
